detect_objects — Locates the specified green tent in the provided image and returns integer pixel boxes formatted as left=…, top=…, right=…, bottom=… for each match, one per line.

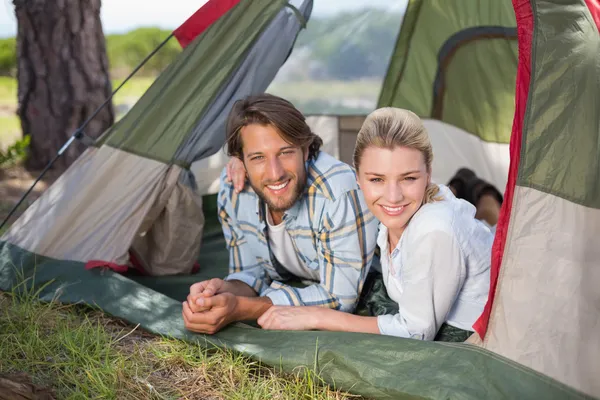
left=2, top=0, right=599, bottom=398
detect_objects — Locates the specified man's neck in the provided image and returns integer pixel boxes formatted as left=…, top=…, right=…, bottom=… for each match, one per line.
left=269, top=208, right=284, bottom=225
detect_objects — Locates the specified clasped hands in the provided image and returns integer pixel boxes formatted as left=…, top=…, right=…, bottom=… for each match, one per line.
left=182, top=278, right=238, bottom=335
left=182, top=278, right=323, bottom=334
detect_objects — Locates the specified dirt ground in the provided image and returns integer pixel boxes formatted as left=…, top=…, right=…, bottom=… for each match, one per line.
left=0, top=165, right=61, bottom=230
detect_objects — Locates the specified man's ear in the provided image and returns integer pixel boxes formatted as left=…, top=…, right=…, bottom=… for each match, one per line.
left=303, top=145, right=310, bottom=162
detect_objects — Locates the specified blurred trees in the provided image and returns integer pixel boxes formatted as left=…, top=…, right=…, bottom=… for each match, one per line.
left=1, top=8, right=402, bottom=81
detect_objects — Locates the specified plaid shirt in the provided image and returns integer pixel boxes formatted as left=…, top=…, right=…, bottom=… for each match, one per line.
left=218, top=151, right=378, bottom=312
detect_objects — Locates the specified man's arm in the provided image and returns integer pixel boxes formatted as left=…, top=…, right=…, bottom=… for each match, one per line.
left=184, top=171, right=275, bottom=334
left=217, top=171, right=273, bottom=294
left=262, top=189, right=379, bottom=311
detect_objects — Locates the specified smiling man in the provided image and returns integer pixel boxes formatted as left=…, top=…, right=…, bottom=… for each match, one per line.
left=182, top=94, right=379, bottom=334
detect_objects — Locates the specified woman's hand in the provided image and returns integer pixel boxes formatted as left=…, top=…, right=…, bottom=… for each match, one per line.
left=225, top=157, right=247, bottom=193
left=257, top=305, right=325, bottom=331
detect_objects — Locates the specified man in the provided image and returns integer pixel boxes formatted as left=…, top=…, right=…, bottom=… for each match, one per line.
left=182, top=93, right=378, bottom=334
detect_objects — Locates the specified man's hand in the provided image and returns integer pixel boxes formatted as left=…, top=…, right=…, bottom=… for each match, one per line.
left=257, top=305, right=324, bottom=331
left=182, top=293, right=238, bottom=334
left=187, top=278, right=228, bottom=313
left=225, top=157, right=247, bottom=194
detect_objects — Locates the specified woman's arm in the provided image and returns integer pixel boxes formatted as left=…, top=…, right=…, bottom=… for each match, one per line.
left=258, top=306, right=381, bottom=334
left=377, top=229, right=466, bottom=340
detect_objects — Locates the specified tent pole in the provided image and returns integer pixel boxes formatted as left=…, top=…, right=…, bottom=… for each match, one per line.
left=0, top=33, right=175, bottom=233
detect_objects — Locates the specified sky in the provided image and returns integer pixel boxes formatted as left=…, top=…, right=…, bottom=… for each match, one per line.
left=0, top=0, right=407, bottom=38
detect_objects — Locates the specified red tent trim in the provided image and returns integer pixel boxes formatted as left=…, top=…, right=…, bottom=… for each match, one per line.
left=473, top=0, right=534, bottom=338
left=173, top=0, right=241, bottom=48
left=584, top=0, right=600, bottom=32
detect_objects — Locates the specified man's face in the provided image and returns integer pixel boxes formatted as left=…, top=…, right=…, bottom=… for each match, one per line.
left=240, top=123, right=308, bottom=212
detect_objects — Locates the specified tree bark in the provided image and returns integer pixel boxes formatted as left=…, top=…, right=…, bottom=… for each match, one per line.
left=14, top=0, right=114, bottom=171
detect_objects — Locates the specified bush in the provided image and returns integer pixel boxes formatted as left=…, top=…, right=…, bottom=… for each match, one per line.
left=0, top=134, right=30, bottom=167
left=0, top=38, right=17, bottom=77
left=106, top=27, right=181, bottom=77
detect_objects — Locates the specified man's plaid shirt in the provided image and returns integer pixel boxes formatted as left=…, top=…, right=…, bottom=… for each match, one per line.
left=218, top=151, right=378, bottom=312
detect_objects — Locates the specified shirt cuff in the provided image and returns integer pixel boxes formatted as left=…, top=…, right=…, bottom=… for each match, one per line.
left=224, top=272, right=263, bottom=294
left=264, top=289, right=294, bottom=306
left=377, top=314, right=414, bottom=338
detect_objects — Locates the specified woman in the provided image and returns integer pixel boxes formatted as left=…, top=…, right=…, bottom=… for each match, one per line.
left=229, top=107, right=494, bottom=341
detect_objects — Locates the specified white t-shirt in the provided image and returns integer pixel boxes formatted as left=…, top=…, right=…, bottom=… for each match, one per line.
left=376, top=184, right=493, bottom=340
left=265, top=205, right=320, bottom=281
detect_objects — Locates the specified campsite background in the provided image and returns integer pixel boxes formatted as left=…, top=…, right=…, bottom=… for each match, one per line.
left=0, top=0, right=405, bottom=398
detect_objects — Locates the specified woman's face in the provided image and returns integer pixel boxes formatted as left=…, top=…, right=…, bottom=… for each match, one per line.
left=357, top=146, right=430, bottom=236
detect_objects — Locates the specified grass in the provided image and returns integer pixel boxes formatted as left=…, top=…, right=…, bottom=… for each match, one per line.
left=0, top=115, right=20, bottom=148
left=0, top=285, right=362, bottom=399
left=0, top=76, right=17, bottom=107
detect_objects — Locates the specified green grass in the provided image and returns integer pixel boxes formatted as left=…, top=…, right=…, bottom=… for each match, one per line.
left=0, top=286, right=362, bottom=399
left=111, top=76, right=157, bottom=105
left=0, top=76, right=17, bottom=107
left=0, top=114, right=20, bottom=148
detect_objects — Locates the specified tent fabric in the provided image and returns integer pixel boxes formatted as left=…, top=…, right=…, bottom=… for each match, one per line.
left=173, top=0, right=240, bottom=48
left=422, top=120, right=509, bottom=192
left=474, top=0, right=600, bottom=397
left=130, top=180, right=205, bottom=276
left=0, top=229, right=593, bottom=400
left=378, top=0, right=518, bottom=144
left=174, top=0, right=314, bottom=167
left=101, top=0, right=289, bottom=164
left=1, top=146, right=172, bottom=264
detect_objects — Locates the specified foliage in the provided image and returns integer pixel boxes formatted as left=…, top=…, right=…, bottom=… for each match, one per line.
left=0, top=134, right=29, bottom=167
left=0, top=8, right=403, bottom=80
left=0, top=37, right=16, bottom=76
left=294, top=9, right=403, bottom=80
left=105, top=27, right=182, bottom=77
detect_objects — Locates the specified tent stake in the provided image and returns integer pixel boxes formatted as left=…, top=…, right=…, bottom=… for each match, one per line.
left=0, top=33, right=175, bottom=233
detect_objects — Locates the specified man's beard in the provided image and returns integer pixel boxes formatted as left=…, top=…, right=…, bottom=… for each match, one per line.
left=250, top=173, right=307, bottom=213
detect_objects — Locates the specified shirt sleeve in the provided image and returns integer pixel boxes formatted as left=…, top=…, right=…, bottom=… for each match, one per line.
left=218, top=172, right=272, bottom=294
left=264, top=189, right=378, bottom=312
left=377, top=229, right=466, bottom=340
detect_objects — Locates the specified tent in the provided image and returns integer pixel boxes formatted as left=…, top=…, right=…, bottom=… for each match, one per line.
left=1, top=0, right=599, bottom=398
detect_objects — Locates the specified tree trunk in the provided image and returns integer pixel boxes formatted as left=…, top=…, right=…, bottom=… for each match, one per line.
left=14, top=0, right=114, bottom=171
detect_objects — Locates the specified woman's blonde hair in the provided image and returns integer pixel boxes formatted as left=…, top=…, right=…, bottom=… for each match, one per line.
left=353, top=107, right=441, bottom=204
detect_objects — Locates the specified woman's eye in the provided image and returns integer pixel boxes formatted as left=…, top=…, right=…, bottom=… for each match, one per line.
left=405, top=176, right=417, bottom=181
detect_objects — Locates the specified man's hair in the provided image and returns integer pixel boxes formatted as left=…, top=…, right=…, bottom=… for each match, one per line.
left=225, top=93, right=323, bottom=161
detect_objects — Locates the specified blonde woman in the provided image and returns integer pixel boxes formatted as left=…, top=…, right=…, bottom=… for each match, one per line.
left=245, top=107, right=495, bottom=341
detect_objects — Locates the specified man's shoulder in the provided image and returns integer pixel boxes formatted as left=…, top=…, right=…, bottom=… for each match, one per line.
left=306, top=151, right=359, bottom=203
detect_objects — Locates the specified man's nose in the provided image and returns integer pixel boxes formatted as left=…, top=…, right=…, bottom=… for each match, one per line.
left=267, top=158, right=285, bottom=181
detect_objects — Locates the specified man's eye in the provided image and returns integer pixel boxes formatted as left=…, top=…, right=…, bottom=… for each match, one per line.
left=369, top=178, right=383, bottom=183
left=250, top=156, right=264, bottom=161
